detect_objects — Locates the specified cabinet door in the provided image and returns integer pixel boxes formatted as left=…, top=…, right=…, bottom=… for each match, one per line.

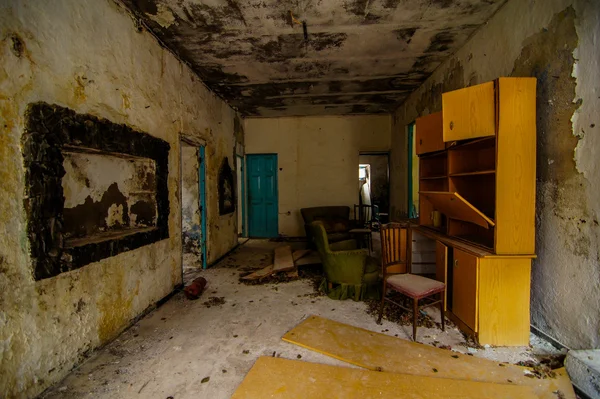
left=442, top=81, right=496, bottom=142
left=452, top=248, right=478, bottom=331
left=416, top=112, right=444, bottom=155
left=435, top=241, right=448, bottom=310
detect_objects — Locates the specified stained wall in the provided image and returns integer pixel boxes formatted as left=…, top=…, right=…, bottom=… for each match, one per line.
left=0, top=0, right=239, bottom=396
left=389, top=0, right=600, bottom=349
left=244, top=115, right=391, bottom=237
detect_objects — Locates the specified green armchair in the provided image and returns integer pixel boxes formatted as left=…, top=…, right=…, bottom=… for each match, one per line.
left=310, top=221, right=380, bottom=301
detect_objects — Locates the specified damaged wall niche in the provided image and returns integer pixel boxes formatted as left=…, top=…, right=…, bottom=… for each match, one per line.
left=63, top=152, right=157, bottom=238
left=389, top=0, right=600, bottom=349
left=245, top=115, right=391, bottom=236
left=0, top=0, right=240, bottom=397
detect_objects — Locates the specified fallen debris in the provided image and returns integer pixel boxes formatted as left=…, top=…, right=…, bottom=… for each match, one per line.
left=202, top=297, right=225, bottom=308
left=273, top=246, right=294, bottom=273
left=240, top=265, right=274, bottom=281
left=183, top=277, right=207, bottom=300
left=292, top=249, right=311, bottom=262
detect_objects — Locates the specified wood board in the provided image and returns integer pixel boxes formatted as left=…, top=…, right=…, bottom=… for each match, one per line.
left=292, top=249, right=311, bottom=263
left=240, top=265, right=273, bottom=281
left=273, top=245, right=294, bottom=272
left=231, top=357, right=537, bottom=399
left=282, top=316, right=575, bottom=399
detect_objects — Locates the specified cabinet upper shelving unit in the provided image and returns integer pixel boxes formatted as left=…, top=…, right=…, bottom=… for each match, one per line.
left=416, top=78, right=536, bottom=254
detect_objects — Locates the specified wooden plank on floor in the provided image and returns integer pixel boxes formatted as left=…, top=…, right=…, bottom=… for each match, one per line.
left=292, top=249, right=311, bottom=263
left=294, top=252, right=321, bottom=266
left=282, top=316, right=575, bottom=399
left=273, top=245, right=294, bottom=273
left=241, top=265, right=273, bottom=281
left=231, top=357, right=538, bottom=399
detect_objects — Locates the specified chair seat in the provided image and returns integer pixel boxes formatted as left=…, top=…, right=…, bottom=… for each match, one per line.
left=386, top=274, right=445, bottom=299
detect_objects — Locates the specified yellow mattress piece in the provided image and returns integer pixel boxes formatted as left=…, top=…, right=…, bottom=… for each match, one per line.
left=232, top=357, right=538, bottom=399
left=282, top=315, right=574, bottom=399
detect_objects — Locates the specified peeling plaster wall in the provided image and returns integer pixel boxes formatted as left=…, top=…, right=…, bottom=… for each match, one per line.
left=244, top=115, right=391, bottom=237
left=0, top=0, right=239, bottom=396
left=390, top=0, right=600, bottom=349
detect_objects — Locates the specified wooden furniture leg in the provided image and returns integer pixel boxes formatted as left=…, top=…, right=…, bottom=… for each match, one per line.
left=440, top=292, right=445, bottom=331
left=413, top=297, right=418, bottom=341
left=378, top=280, right=387, bottom=324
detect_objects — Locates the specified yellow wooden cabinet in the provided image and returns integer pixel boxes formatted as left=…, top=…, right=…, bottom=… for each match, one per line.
left=415, top=77, right=536, bottom=346
left=415, top=112, right=444, bottom=155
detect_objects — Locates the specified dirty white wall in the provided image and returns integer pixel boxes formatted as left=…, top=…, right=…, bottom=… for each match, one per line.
left=0, top=0, right=239, bottom=397
left=389, top=0, right=600, bottom=349
left=244, top=115, right=391, bottom=237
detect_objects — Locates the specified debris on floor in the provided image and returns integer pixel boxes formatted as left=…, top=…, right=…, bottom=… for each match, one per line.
left=183, top=276, right=207, bottom=300
left=364, top=292, right=444, bottom=329
left=273, top=245, right=294, bottom=272
left=203, top=296, right=225, bottom=308
left=281, top=315, right=576, bottom=399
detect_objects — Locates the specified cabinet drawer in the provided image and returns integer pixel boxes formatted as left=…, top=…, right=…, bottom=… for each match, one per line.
left=442, top=81, right=496, bottom=142
left=452, top=248, right=478, bottom=331
left=416, top=112, right=444, bottom=155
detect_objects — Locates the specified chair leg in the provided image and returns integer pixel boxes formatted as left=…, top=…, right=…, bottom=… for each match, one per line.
left=377, top=283, right=387, bottom=324
left=440, top=292, right=445, bottom=332
left=413, top=297, right=418, bottom=342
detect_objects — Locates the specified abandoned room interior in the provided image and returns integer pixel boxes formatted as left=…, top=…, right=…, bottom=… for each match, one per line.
left=1, top=0, right=599, bottom=398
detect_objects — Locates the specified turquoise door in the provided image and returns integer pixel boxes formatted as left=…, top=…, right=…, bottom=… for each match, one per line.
left=247, top=154, right=278, bottom=237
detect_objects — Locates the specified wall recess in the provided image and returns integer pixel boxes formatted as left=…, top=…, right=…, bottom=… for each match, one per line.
left=22, top=102, right=170, bottom=280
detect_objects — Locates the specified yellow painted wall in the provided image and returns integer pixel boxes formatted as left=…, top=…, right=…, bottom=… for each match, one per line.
left=0, top=1, right=240, bottom=396
left=244, top=115, right=391, bottom=237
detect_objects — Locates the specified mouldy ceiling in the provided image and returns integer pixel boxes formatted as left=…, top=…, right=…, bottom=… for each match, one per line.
left=121, top=0, right=507, bottom=117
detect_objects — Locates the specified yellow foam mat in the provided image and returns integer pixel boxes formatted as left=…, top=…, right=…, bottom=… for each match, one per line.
left=232, top=357, right=538, bottom=399
left=282, top=315, right=575, bottom=399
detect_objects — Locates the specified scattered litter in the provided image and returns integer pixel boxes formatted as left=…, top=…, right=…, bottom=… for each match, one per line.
left=203, top=297, right=225, bottom=308
left=201, top=376, right=210, bottom=383
left=297, top=354, right=302, bottom=359
left=222, top=370, right=227, bottom=373
left=243, top=350, right=250, bottom=354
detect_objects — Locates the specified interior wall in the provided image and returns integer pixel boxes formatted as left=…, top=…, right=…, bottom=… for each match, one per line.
left=244, top=115, right=391, bottom=237
left=0, top=0, right=240, bottom=396
left=389, top=0, right=600, bottom=349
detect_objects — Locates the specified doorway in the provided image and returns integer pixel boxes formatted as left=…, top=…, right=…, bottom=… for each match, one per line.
left=236, top=154, right=245, bottom=237
left=358, top=152, right=390, bottom=224
left=180, top=140, right=207, bottom=283
left=246, top=154, right=278, bottom=238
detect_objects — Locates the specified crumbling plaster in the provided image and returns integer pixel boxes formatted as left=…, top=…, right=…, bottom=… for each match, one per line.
left=244, top=115, right=390, bottom=237
left=389, top=0, right=600, bottom=349
left=0, top=0, right=240, bottom=397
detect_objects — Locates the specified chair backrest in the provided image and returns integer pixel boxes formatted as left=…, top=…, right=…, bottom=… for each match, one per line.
left=380, top=222, right=410, bottom=276
left=309, top=221, right=331, bottom=254
left=354, top=204, right=375, bottom=227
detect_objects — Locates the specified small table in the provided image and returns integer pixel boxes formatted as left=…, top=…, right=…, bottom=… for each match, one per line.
left=349, top=228, right=373, bottom=253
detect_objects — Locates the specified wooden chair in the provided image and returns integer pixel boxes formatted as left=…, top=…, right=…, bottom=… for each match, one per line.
left=378, top=223, right=445, bottom=341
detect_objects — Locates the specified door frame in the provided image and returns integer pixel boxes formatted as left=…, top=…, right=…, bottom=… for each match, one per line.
left=358, top=151, right=390, bottom=220
left=180, top=136, right=208, bottom=275
left=236, top=154, right=247, bottom=237
left=246, top=153, right=279, bottom=238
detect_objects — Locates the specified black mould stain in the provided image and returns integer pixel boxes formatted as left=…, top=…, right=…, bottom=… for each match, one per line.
left=362, top=14, right=382, bottom=24
left=344, top=0, right=369, bottom=16
left=10, top=34, right=24, bottom=58
left=63, top=183, right=131, bottom=238
left=134, top=0, right=157, bottom=15
left=431, top=0, right=453, bottom=8
left=131, top=200, right=156, bottom=226
left=197, top=64, right=248, bottom=84
left=394, top=28, right=417, bottom=44
left=308, top=33, right=348, bottom=51
left=383, top=0, right=403, bottom=8
left=425, top=31, right=454, bottom=53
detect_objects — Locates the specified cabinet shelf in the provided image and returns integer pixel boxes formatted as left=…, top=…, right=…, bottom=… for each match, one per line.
left=449, top=170, right=495, bottom=177
left=420, top=176, right=447, bottom=180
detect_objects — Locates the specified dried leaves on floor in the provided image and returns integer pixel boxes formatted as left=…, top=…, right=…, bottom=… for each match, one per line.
left=364, top=292, right=442, bottom=329
left=203, top=297, right=226, bottom=308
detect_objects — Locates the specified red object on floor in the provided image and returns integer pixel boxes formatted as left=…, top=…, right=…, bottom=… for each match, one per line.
left=184, top=277, right=207, bottom=300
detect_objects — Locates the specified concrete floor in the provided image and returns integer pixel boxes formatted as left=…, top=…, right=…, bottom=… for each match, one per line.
left=41, top=239, right=560, bottom=399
